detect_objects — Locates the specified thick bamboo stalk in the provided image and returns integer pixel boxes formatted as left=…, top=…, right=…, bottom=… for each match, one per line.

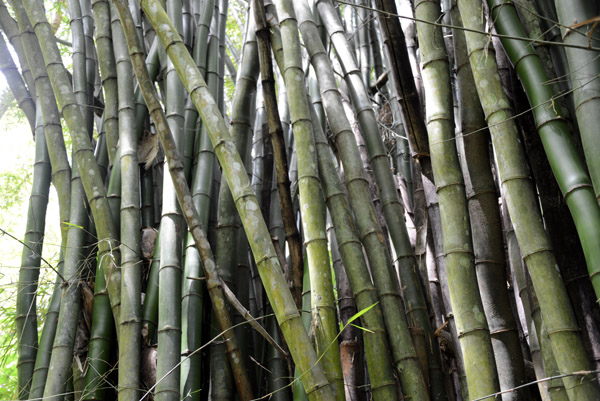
left=553, top=1, right=600, bottom=202
left=91, top=0, right=119, bottom=166
left=414, top=1, right=499, bottom=399
left=136, top=2, right=335, bottom=399
left=450, top=4, right=529, bottom=399
left=15, top=102, right=51, bottom=399
left=457, top=0, right=600, bottom=399
left=115, top=2, right=142, bottom=395
left=487, top=0, right=600, bottom=304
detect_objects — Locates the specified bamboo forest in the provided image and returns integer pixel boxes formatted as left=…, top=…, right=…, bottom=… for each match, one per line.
left=2, top=0, right=600, bottom=399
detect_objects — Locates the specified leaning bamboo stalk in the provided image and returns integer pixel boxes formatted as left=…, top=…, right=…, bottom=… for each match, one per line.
left=112, top=2, right=255, bottom=400
left=457, top=0, right=600, bottom=399
left=487, top=0, right=600, bottom=304
left=15, top=102, right=51, bottom=399
left=451, top=4, right=530, bottom=398
left=414, top=0, right=499, bottom=399
left=137, top=2, right=335, bottom=399
left=22, top=0, right=122, bottom=327
left=553, top=0, right=600, bottom=202
left=273, top=1, right=344, bottom=398
left=0, top=1, right=35, bottom=99
left=0, top=33, right=35, bottom=132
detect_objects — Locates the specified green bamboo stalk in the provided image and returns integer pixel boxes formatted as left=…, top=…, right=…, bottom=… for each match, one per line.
left=0, top=33, right=35, bottom=132
left=457, top=0, right=600, bottom=399
left=487, top=0, right=600, bottom=304
left=68, top=0, right=89, bottom=122
left=414, top=1, right=499, bottom=399
left=91, top=0, right=119, bottom=166
left=450, top=4, right=530, bottom=399
left=15, top=100, right=51, bottom=399
left=153, top=0, right=186, bottom=398
left=111, top=3, right=255, bottom=400
left=273, top=2, right=344, bottom=398
left=135, top=2, right=335, bottom=399
left=552, top=1, right=600, bottom=202
left=115, top=2, right=142, bottom=396
left=21, top=0, right=122, bottom=327
left=357, top=0, right=371, bottom=87
left=79, top=0, right=95, bottom=133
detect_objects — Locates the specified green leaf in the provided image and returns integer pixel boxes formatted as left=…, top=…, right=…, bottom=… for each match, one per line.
left=341, top=302, right=378, bottom=331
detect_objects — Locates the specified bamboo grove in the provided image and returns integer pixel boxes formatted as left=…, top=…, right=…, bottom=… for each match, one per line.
left=2, top=0, right=600, bottom=400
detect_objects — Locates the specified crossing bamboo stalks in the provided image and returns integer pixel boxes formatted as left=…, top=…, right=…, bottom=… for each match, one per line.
left=253, top=0, right=303, bottom=311
left=112, top=2, right=255, bottom=400
left=487, top=0, right=600, bottom=304
left=22, top=0, right=122, bottom=328
left=136, top=2, right=335, bottom=399
left=450, top=4, right=530, bottom=399
left=457, top=0, right=600, bottom=399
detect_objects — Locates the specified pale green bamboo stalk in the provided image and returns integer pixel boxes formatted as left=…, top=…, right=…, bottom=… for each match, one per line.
left=68, top=0, right=89, bottom=121
left=273, top=2, right=343, bottom=398
left=457, top=0, right=600, bottom=399
left=137, top=2, right=335, bottom=399
left=22, top=0, right=122, bottom=328
left=114, top=2, right=142, bottom=397
left=414, top=1, right=499, bottom=399
left=15, top=100, right=51, bottom=399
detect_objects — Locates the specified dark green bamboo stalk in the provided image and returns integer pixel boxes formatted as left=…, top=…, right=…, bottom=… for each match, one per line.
left=487, top=0, right=600, bottom=304
left=457, top=0, right=600, bottom=399
left=450, top=4, right=530, bottom=399
left=22, top=0, right=122, bottom=327
left=112, top=3, right=255, bottom=400
left=273, top=2, right=343, bottom=398
left=15, top=101, right=51, bottom=399
left=552, top=1, right=600, bottom=202
left=91, top=0, right=119, bottom=166
left=68, top=0, right=89, bottom=120
left=0, top=33, right=35, bottom=132
left=414, top=1, right=499, bottom=399
left=136, top=2, right=335, bottom=399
